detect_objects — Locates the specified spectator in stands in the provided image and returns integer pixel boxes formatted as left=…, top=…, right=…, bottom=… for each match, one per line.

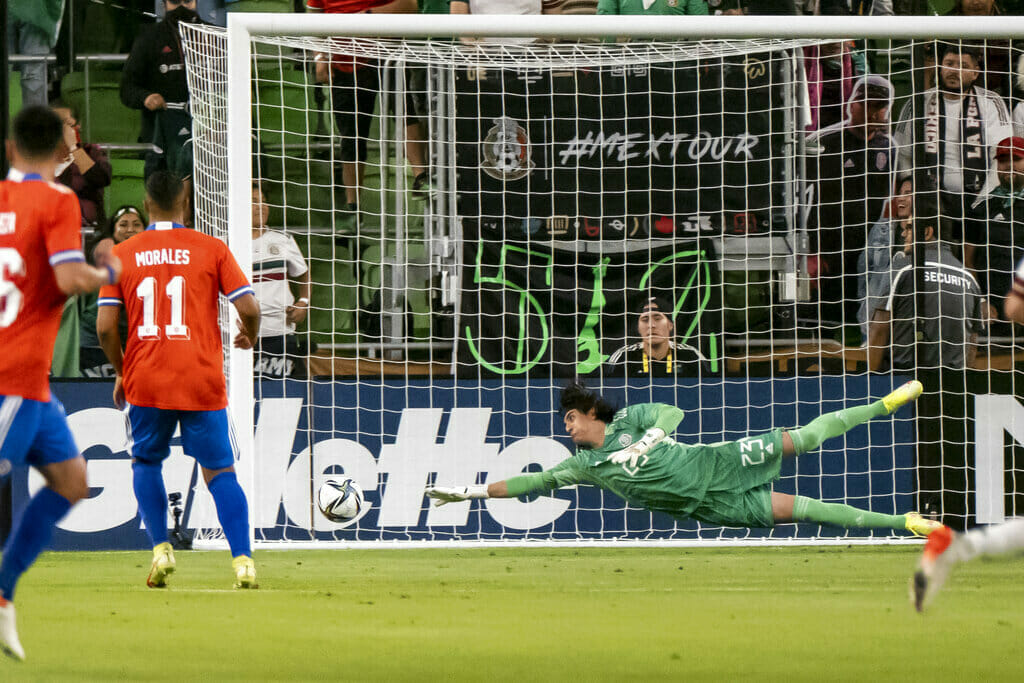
left=867, top=212, right=985, bottom=371
left=964, top=135, right=1024, bottom=327
left=79, top=205, right=147, bottom=377
left=1012, top=53, right=1024, bottom=136
left=450, top=0, right=564, bottom=44
left=597, top=0, right=708, bottom=15
left=805, top=75, right=895, bottom=333
left=895, top=42, right=1012, bottom=228
left=604, top=296, right=707, bottom=377
left=120, top=0, right=202, bottom=179
left=251, top=183, right=314, bottom=380
left=545, top=0, right=597, bottom=12
left=404, top=0, right=450, bottom=198
left=309, top=0, right=416, bottom=230
left=931, top=3, right=1012, bottom=97
left=858, top=174, right=914, bottom=340
left=53, top=104, right=112, bottom=231
left=709, top=0, right=797, bottom=13
left=802, top=42, right=858, bottom=132
left=8, top=0, right=63, bottom=106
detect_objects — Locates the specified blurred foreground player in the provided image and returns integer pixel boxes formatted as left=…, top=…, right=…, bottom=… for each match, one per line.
left=0, top=106, right=123, bottom=661
left=96, top=171, right=261, bottom=590
left=428, top=380, right=942, bottom=538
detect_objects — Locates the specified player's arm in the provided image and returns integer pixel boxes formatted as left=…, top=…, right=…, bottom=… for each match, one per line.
left=426, top=459, right=585, bottom=506
left=233, top=293, right=261, bottom=350
left=1006, top=289, right=1024, bottom=324
left=286, top=268, right=312, bottom=325
left=606, top=403, right=683, bottom=466
left=1006, top=264, right=1024, bottom=324
left=53, top=238, right=121, bottom=295
left=866, top=308, right=891, bottom=372
left=96, top=303, right=126, bottom=409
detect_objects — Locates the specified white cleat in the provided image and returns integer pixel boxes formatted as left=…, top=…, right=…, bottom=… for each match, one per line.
left=0, top=599, right=25, bottom=662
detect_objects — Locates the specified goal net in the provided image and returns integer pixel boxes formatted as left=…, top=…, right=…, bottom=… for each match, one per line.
left=180, top=15, right=1024, bottom=546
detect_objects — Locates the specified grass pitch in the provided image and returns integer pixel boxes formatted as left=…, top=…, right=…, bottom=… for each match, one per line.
left=3, top=546, right=1022, bottom=681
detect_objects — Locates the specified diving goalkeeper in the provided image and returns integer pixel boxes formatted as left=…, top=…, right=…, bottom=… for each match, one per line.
left=426, top=380, right=942, bottom=536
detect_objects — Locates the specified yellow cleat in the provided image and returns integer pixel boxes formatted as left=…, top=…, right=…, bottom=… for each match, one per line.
left=905, top=511, right=945, bottom=538
left=882, top=380, right=923, bottom=415
left=232, top=555, right=258, bottom=590
left=147, top=542, right=176, bottom=589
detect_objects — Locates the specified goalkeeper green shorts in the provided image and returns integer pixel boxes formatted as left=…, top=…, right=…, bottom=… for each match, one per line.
left=689, top=428, right=785, bottom=528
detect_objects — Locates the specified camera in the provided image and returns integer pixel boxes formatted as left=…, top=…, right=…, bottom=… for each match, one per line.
left=168, top=492, right=194, bottom=550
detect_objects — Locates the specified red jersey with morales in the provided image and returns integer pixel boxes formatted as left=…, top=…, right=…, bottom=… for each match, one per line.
left=98, top=222, right=253, bottom=411
left=0, top=170, right=84, bottom=402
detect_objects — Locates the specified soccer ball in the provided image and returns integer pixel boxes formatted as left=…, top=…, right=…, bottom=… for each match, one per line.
left=316, top=477, right=365, bottom=523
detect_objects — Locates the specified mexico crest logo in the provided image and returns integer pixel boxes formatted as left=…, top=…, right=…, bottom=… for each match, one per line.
left=482, top=117, right=534, bottom=181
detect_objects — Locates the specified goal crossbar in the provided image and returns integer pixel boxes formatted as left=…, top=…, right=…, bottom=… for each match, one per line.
left=227, top=13, right=1024, bottom=40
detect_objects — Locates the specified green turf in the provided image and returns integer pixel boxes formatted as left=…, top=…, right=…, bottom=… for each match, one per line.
left=3, top=546, right=1022, bottom=681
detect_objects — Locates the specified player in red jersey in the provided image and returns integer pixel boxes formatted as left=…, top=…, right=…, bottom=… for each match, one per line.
left=96, top=171, right=261, bottom=590
left=0, top=106, right=123, bottom=662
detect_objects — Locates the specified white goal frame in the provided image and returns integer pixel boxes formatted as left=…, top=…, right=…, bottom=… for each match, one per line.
left=213, top=14, right=1023, bottom=548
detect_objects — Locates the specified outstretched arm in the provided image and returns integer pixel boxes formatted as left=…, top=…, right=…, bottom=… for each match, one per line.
left=426, top=464, right=581, bottom=507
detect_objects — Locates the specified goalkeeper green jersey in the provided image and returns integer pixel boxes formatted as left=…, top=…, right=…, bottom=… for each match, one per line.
left=597, top=0, right=709, bottom=16
left=514, top=402, right=783, bottom=524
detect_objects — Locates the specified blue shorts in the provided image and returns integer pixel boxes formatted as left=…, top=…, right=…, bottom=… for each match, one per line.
left=126, top=405, right=237, bottom=471
left=0, top=395, right=79, bottom=474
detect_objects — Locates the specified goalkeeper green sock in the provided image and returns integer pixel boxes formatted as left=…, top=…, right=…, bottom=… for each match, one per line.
left=787, top=401, right=886, bottom=455
left=792, top=495, right=905, bottom=530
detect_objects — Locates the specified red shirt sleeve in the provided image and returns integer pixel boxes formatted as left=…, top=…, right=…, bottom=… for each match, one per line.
left=97, top=241, right=125, bottom=303
left=44, top=188, right=84, bottom=264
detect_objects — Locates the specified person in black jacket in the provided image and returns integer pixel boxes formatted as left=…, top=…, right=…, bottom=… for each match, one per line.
left=603, top=296, right=708, bottom=377
left=119, top=0, right=201, bottom=178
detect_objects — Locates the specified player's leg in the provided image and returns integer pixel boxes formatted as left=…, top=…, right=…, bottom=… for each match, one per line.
left=126, top=405, right=177, bottom=588
left=913, top=519, right=1024, bottom=611
left=773, top=491, right=942, bottom=536
left=346, top=65, right=379, bottom=210
left=330, top=72, right=361, bottom=210
left=0, top=396, right=86, bottom=661
left=181, top=409, right=256, bottom=589
left=783, top=379, right=923, bottom=456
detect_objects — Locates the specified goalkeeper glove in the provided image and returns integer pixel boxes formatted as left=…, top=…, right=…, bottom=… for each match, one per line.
left=606, top=427, right=666, bottom=469
left=425, top=485, right=489, bottom=507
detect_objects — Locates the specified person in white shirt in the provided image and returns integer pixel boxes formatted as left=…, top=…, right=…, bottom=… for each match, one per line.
left=894, top=42, right=1012, bottom=225
left=251, top=183, right=312, bottom=379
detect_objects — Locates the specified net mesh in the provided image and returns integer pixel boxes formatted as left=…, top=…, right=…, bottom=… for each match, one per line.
left=181, top=21, right=1024, bottom=545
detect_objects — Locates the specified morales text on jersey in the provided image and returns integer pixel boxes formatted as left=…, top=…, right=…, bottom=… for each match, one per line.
left=135, top=248, right=190, bottom=267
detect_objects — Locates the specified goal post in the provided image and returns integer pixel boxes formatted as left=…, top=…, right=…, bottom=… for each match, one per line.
left=181, top=15, right=1024, bottom=548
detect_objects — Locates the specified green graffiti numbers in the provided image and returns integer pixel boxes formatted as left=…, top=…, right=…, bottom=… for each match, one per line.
left=576, top=257, right=611, bottom=374
left=463, top=243, right=552, bottom=375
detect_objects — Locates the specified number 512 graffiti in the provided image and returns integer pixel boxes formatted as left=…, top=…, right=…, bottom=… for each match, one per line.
left=463, top=243, right=715, bottom=375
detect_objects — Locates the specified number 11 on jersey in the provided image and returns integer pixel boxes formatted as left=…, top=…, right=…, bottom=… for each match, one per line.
left=136, top=275, right=190, bottom=340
